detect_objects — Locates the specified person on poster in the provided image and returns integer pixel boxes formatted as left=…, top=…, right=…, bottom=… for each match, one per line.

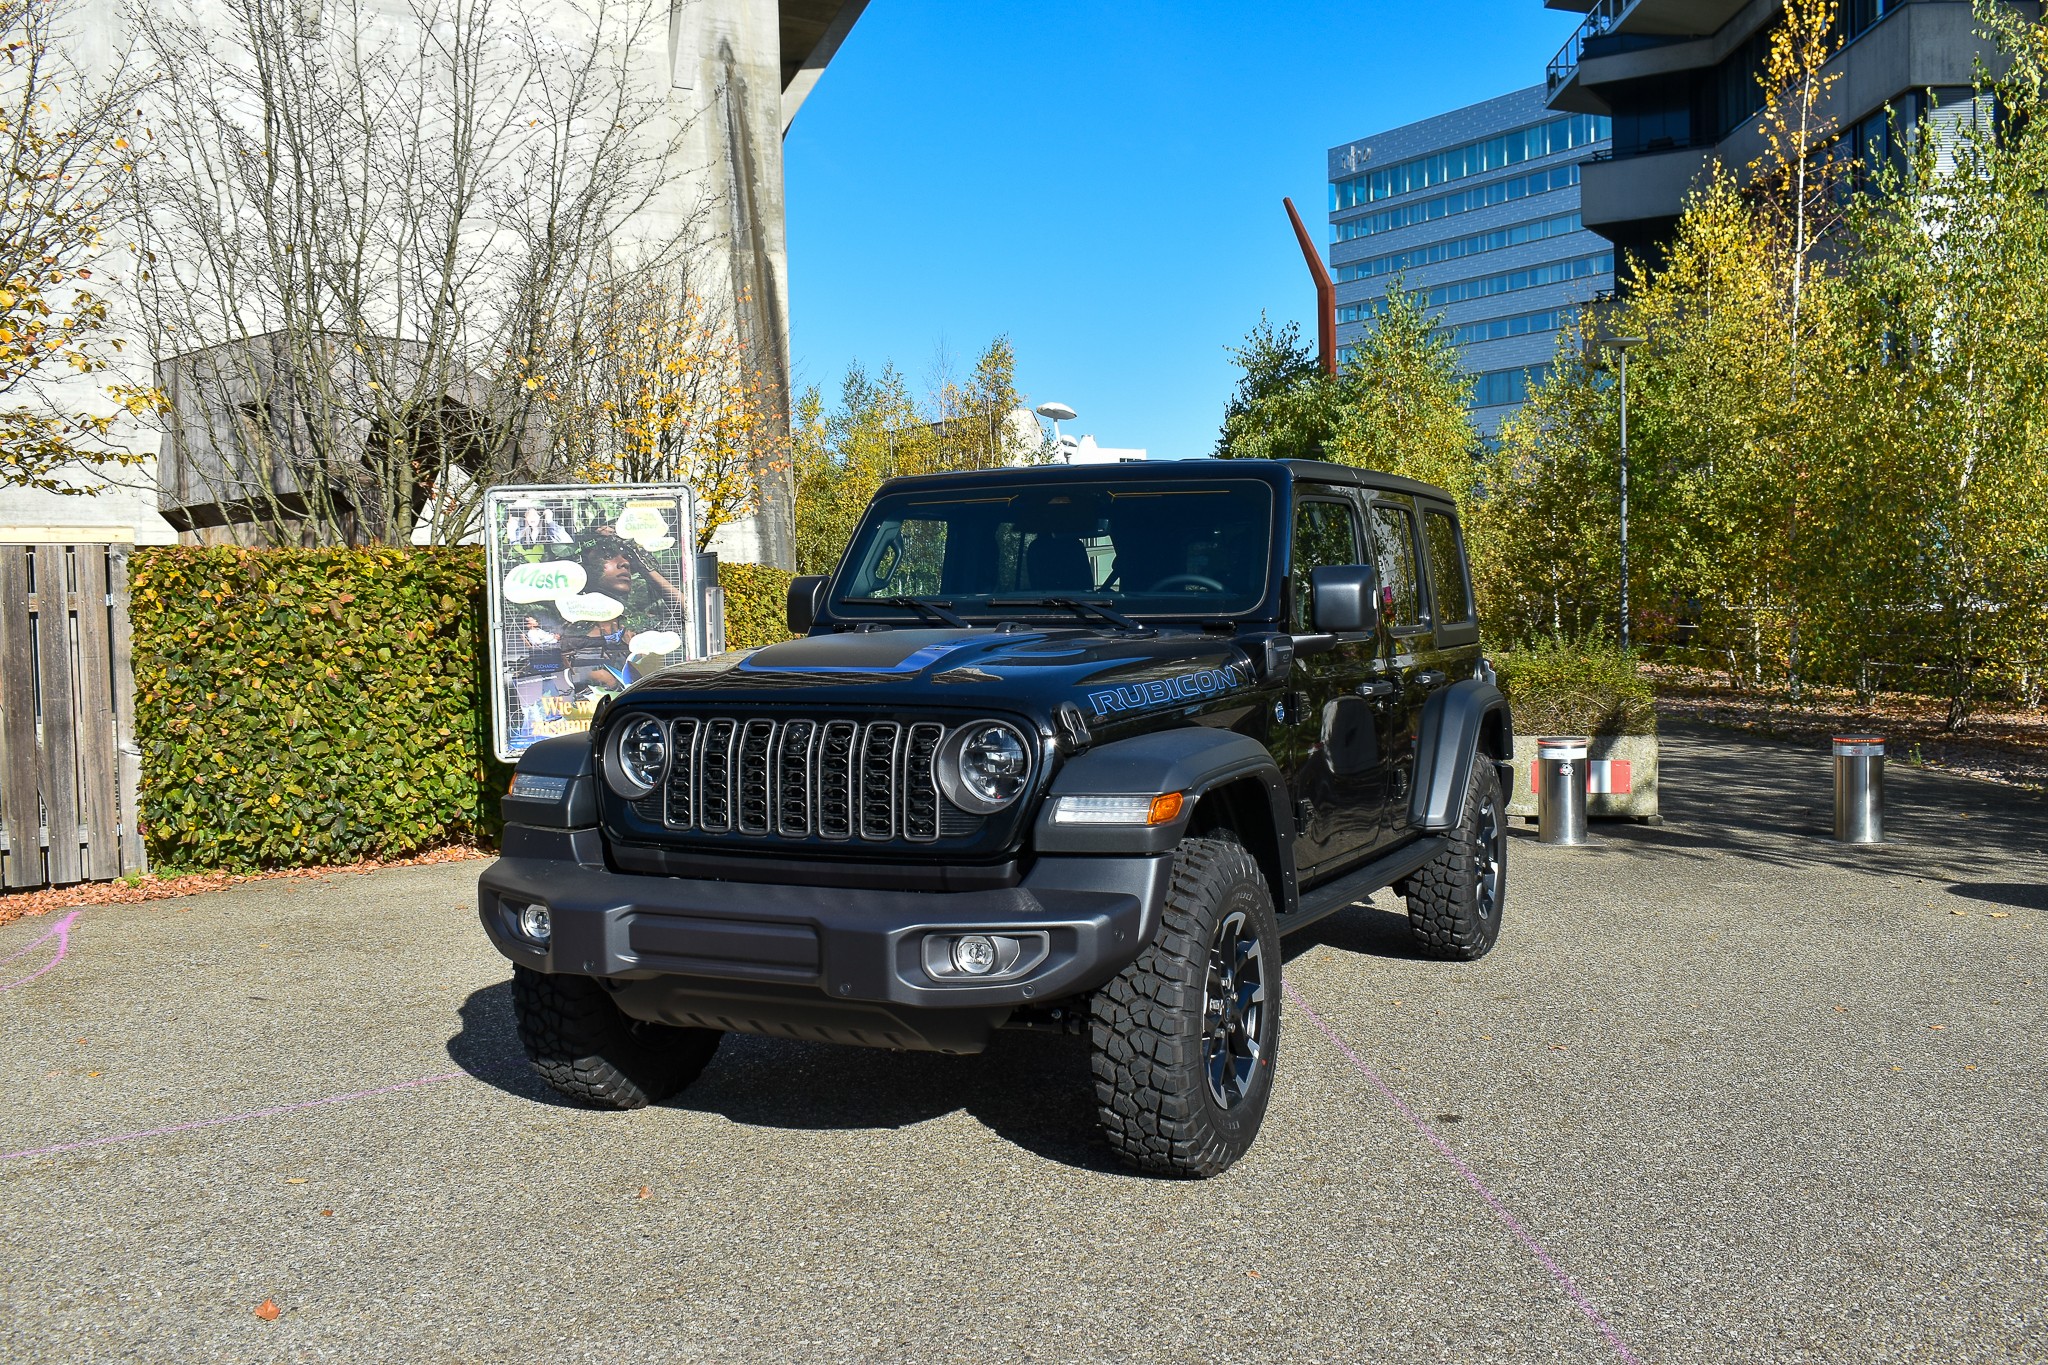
left=549, top=526, right=690, bottom=691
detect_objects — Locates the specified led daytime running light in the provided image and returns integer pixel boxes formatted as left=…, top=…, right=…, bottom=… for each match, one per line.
left=1051, top=792, right=1185, bottom=826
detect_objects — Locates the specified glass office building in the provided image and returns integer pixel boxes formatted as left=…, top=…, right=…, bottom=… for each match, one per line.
left=1328, top=86, right=1612, bottom=438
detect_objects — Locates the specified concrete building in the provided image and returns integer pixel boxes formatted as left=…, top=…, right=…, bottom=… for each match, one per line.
left=1542, top=0, right=2027, bottom=267
left=0, top=0, right=867, bottom=567
left=1052, top=433, right=1148, bottom=465
left=1327, top=87, right=1613, bottom=439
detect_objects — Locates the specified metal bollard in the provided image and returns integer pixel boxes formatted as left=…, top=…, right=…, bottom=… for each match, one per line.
left=1833, top=734, right=1885, bottom=844
left=1536, top=736, right=1589, bottom=846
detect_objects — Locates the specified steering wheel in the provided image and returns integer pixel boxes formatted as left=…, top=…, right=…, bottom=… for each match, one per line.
left=1147, top=573, right=1227, bottom=593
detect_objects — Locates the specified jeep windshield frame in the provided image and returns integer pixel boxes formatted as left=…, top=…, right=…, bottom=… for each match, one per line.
left=827, top=474, right=1283, bottom=625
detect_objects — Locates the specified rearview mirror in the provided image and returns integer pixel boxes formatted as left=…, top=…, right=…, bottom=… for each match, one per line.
left=786, top=575, right=828, bottom=634
left=1309, top=564, right=1380, bottom=635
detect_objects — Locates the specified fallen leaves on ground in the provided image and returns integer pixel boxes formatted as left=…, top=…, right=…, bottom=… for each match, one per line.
left=1649, top=671, right=2047, bottom=790
left=253, top=1299, right=280, bottom=1322
left=0, top=845, right=492, bottom=929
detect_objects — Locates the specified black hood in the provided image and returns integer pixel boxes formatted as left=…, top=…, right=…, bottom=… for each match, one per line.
left=631, top=626, right=1268, bottom=730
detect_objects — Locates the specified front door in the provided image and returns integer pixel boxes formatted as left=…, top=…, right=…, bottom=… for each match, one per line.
left=1283, top=490, right=1380, bottom=877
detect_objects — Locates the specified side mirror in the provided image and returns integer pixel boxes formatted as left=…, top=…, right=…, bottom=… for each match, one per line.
left=1309, top=564, right=1380, bottom=635
left=786, top=575, right=828, bottom=634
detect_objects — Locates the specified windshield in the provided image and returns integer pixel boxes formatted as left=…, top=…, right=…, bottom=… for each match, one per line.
left=834, top=478, right=1276, bottom=619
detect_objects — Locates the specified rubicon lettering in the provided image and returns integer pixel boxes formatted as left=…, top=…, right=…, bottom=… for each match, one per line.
left=1086, top=664, right=1249, bottom=718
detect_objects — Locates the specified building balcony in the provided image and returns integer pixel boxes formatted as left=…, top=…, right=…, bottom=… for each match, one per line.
left=1547, top=0, right=1636, bottom=98
left=1580, top=142, right=1712, bottom=237
left=1545, top=0, right=1754, bottom=105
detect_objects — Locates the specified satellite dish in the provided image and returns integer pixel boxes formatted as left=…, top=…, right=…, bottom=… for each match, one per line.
left=1035, top=401, right=1077, bottom=423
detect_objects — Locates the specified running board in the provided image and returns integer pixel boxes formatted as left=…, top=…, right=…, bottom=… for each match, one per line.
left=1280, top=836, right=1448, bottom=936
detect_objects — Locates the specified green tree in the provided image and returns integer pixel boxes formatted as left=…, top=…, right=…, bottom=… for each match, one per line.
left=793, top=336, right=1041, bottom=575
left=1469, top=324, right=1618, bottom=643
left=1213, top=316, right=1334, bottom=461
left=1326, top=287, right=1476, bottom=504
left=0, top=0, right=158, bottom=492
left=1215, top=292, right=1476, bottom=501
left=1809, top=1, right=2048, bottom=727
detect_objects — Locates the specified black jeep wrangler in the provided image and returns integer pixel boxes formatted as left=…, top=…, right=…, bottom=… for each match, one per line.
left=480, top=460, right=1512, bottom=1178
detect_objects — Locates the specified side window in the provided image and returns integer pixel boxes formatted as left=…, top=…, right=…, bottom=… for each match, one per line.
left=1290, top=496, right=1362, bottom=632
left=1368, top=504, right=1424, bottom=632
left=1423, top=509, right=1473, bottom=626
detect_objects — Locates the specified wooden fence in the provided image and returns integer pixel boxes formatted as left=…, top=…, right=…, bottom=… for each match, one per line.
left=0, top=543, right=147, bottom=889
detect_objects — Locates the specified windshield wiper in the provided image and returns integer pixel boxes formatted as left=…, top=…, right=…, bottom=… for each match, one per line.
left=989, top=597, right=1153, bottom=635
left=880, top=595, right=970, bottom=628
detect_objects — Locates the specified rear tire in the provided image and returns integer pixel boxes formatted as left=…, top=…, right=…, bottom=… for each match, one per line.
left=1088, top=836, right=1281, bottom=1179
left=512, top=965, right=722, bottom=1109
left=1405, top=758, right=1507, bottom=961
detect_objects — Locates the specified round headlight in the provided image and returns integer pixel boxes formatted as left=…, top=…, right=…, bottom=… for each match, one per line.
left=940, top=721, right=1031, bottom=813
left=606, top=715, right=668, bottom=798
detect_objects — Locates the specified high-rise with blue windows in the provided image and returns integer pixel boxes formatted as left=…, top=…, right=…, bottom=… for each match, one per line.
left=1327, top=87, right=1613, bottom=438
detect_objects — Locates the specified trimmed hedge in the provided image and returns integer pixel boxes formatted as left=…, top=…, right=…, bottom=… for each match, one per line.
left=131, top=546, right=506, bottom=872
left=1493, top=639, right=1656, bottom=737
left=718, top=561, right=798, bottom=651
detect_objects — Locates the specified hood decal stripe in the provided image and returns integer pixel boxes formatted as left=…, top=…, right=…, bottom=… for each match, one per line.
left=737, top=641, right=981, bottom=675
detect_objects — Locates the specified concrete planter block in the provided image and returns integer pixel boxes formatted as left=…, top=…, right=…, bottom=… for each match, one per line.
left=1507, top=733, right=1660, bottom=823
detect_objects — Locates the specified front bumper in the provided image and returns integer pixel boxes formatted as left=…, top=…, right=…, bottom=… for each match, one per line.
left=478, top=825, right=1171, bottom=1053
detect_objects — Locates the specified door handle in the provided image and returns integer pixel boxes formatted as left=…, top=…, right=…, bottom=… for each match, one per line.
left=1355, top=680, right=1398, bottom=700
left=1414, top=670, right=1448, bottom=690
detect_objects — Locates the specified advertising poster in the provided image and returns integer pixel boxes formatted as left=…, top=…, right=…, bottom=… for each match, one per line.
left=483, top=484, right=698, bottom=761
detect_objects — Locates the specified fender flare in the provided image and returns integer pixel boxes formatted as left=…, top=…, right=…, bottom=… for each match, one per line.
left=1407, top=679, right=1514, bottom=831
left=1032, top=727, right=1293, bottom=873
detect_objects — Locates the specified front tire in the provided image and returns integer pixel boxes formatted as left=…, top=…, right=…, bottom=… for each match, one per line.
left=1405, top=758, right=1508, bottom=960
left=1089, top=836, right=1281, bottom=1179
left=512, top=965, right=722, bottom=1109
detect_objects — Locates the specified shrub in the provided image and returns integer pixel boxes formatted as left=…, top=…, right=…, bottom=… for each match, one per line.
left=130, top=546, right=506, bottom=872
left=1492, top=638, right=1655, bottom=737
left=718, top=561, right=797, bottom=651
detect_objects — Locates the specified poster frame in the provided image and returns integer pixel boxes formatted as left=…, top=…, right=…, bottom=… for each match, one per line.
left=482, top=482, right=699, bottom=763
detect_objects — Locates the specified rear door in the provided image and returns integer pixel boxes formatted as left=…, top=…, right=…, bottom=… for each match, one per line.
left=1363, top=495, right=1440, bottom=845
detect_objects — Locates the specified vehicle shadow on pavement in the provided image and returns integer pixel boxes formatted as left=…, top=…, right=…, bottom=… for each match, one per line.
left=447, top=981, right=1132, bottom=1174
left=446, top=982, right=560, bottom=1104
left=1944, top=881, right=2048, bottom=913
left=1281, top=897, right=1433, bottom=963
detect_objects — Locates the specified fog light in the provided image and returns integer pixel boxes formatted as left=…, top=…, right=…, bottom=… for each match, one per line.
left=516, top=902, right=552, bottom=944
left=951, top=934, right=998, bottom=976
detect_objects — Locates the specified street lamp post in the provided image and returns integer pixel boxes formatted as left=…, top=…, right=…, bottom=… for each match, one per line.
left=1596, top=333, right=1645, bottom=651
left=1036, top=401, right=1077, bottom=464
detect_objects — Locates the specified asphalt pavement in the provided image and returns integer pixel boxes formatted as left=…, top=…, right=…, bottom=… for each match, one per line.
left=2, top=720, right=2043, bottom=1363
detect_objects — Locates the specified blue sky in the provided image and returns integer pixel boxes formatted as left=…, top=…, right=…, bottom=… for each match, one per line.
left=781, top=1, right=1587, bottom=459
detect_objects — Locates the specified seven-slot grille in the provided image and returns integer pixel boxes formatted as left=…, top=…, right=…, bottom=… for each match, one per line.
left=660, top=717, right=952, bottom=842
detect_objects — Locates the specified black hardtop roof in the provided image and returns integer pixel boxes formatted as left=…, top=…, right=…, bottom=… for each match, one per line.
left=872, top=458, right=1455, bottom=506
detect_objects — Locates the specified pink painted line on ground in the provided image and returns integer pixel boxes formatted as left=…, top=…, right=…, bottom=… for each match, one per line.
left=0, top=1069, right=472, bottom=1163
left=1283, top=981, right=1643, bottom=1365
left=0, top=911, right=79, bottom=992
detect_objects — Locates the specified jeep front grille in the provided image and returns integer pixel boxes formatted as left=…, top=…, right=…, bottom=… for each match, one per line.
left=660, top=716, right=955, bottom=843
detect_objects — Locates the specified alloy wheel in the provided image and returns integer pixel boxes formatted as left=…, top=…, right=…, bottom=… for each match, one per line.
left=1203, top=908, right=1266, bottom=1109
